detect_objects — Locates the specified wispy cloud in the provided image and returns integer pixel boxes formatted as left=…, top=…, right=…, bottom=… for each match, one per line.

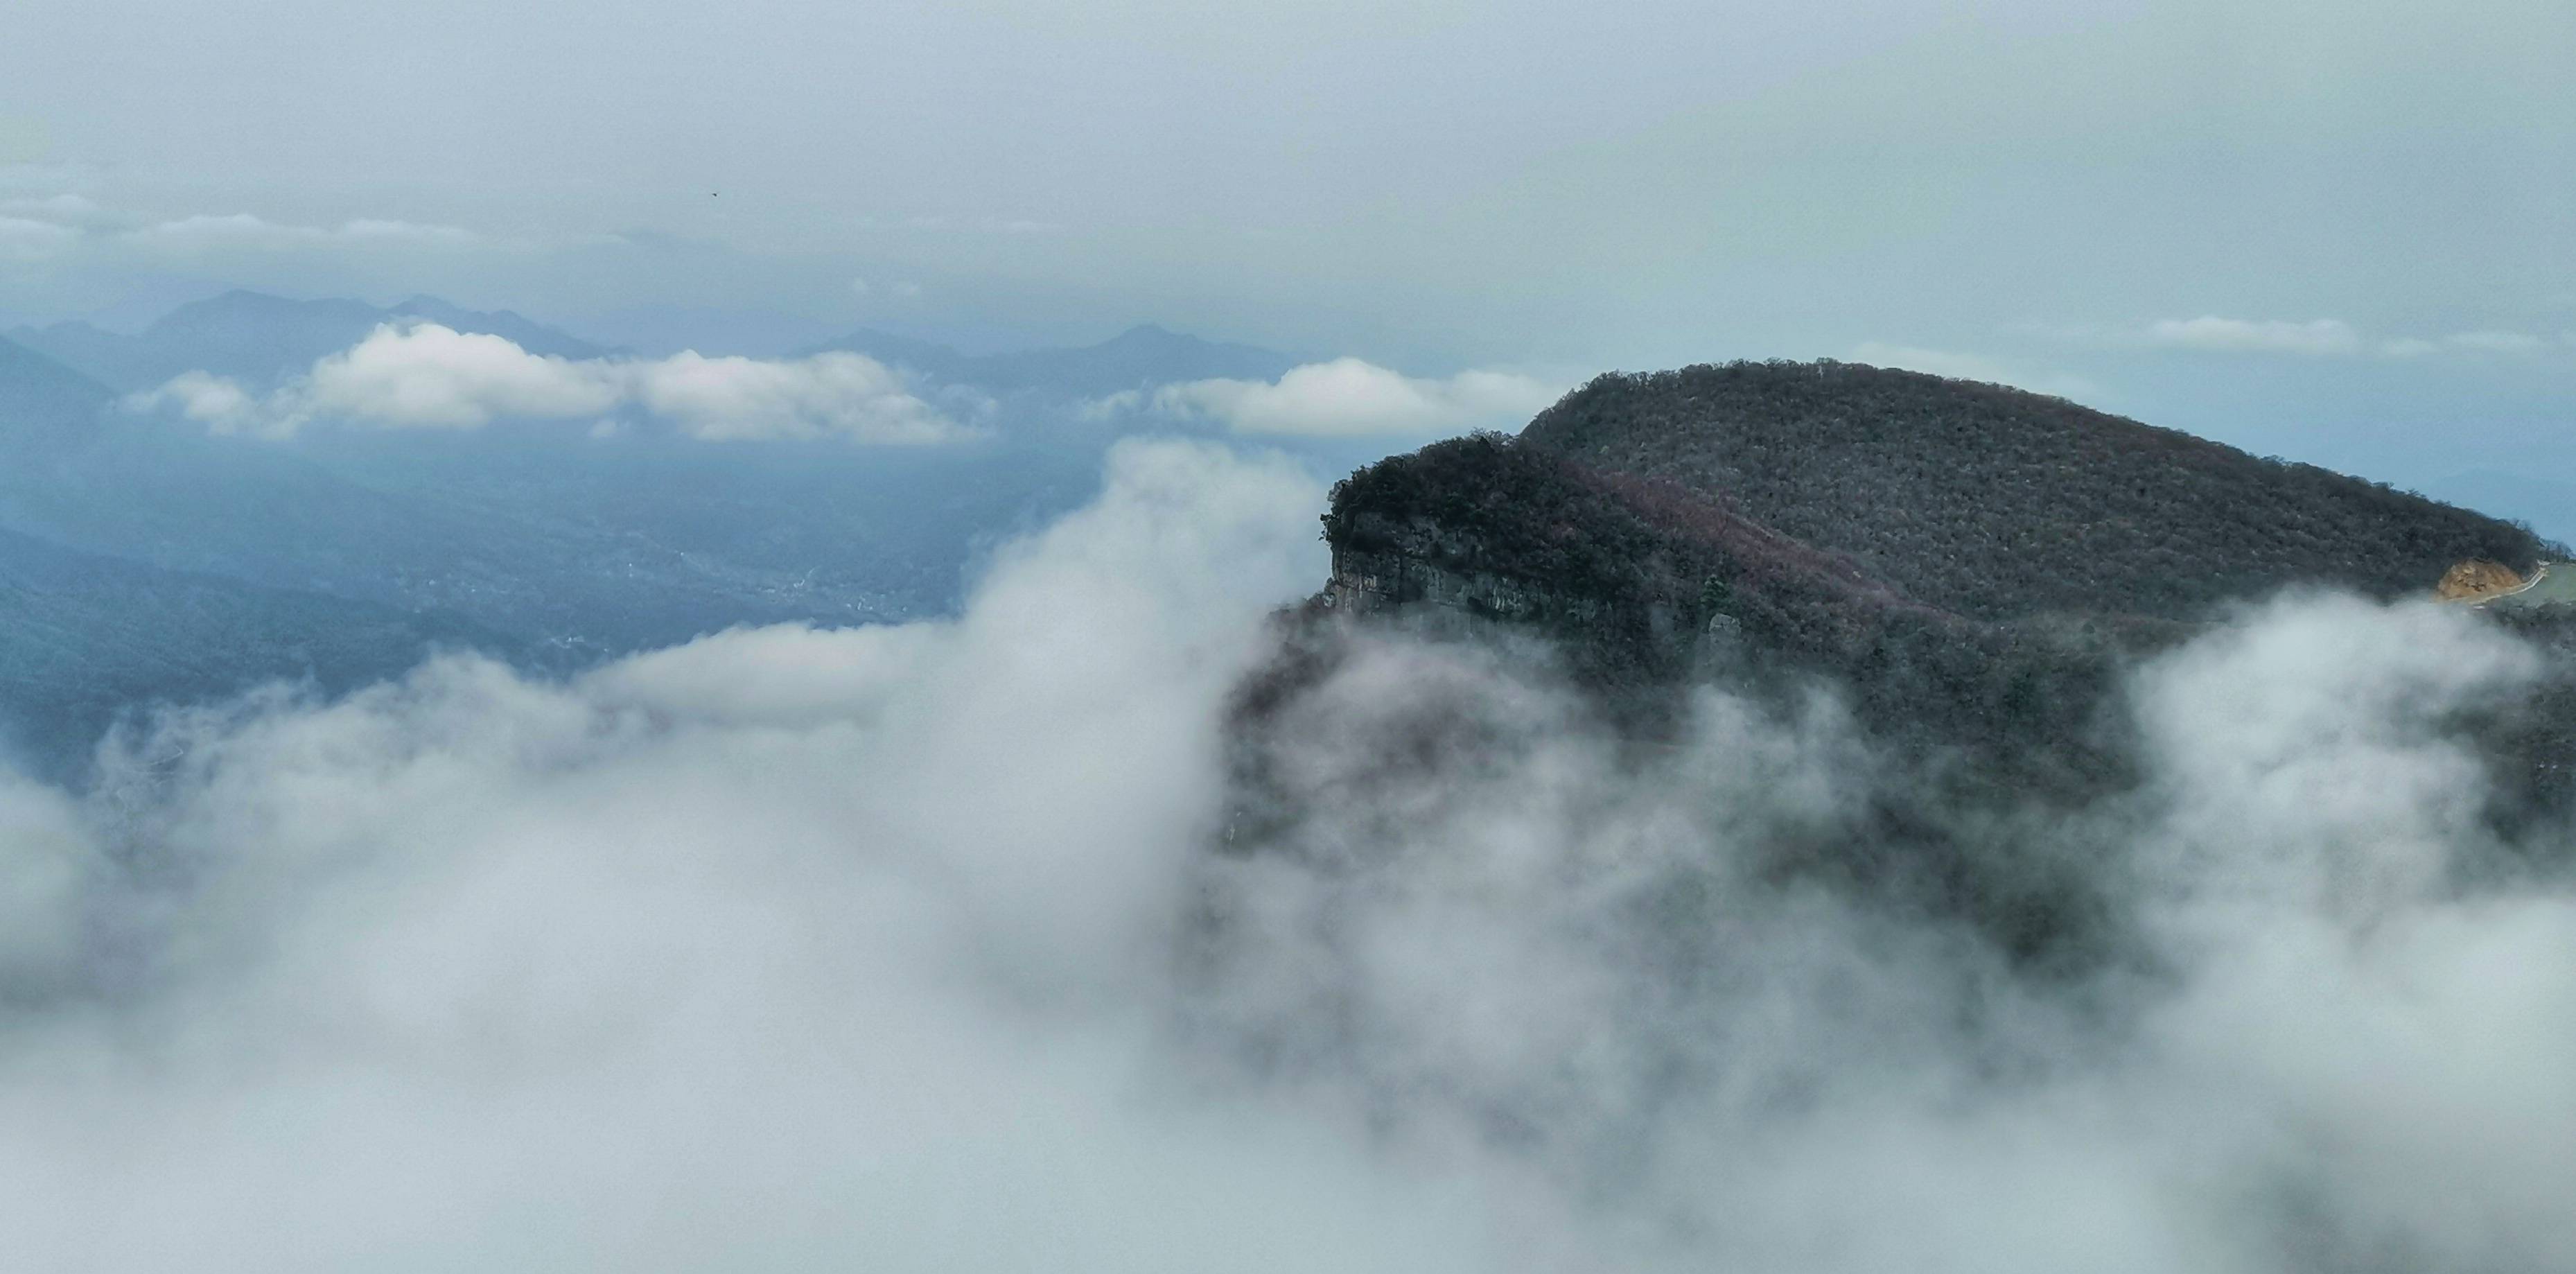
left=1121, top=358, right=1563, bottom=439
left=0, top=200, right=501, bottom=268
left=2440, top=330, right=2550, bottom=356
left=848, top=276, right=926, bottom=299
left=131, top=212, right=483, bottom=250
left=2144, top=316, right=2365, bottom=357
left=128, top=322, right=975, bottom=443
left=2130, top=315, right=2565, bottom=363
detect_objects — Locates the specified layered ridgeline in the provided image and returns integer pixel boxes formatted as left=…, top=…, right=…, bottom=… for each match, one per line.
left=1229, top=360, right=2573, bottom=958
left=6, top=290, right=608, bottom=392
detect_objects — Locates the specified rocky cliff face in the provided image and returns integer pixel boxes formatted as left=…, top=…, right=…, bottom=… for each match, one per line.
left=1326, top=516, right=1597, bottom=622
left=1324, top=524, right=1751, bottom=680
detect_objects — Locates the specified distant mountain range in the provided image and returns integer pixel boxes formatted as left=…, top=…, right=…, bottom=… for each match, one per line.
left=10, top=291, right=1304, bottom=406
left=5, top=290, right=612, bottom=392
left=0, top=299, right=1238, bottom=775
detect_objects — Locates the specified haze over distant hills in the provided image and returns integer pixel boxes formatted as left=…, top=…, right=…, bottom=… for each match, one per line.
left=5, top=298, right=1279, bottom=771
left=0, top=293, right=1363, bottom=775
left=801, top=322, right=1299, bottom=397
left=5, top=290, right=612, bottom=392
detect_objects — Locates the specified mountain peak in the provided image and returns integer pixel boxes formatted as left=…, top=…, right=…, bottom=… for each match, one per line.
left=148, top=290, right=376, bottom=337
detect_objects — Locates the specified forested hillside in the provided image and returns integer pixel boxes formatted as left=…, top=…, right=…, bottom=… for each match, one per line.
left=1316, top=433, right=2137, bottom=777
left=1522, top=360, right=2556, bottom=623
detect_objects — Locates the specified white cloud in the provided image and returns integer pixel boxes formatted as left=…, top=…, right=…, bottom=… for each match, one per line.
left=633, top=350, right=960, bottom=442
left=2443, top=329, right=2549, bottom=355
left=125, top=370, right=268, bottom=433
left=2130, top=317, right=2565, bottom=364
left=299, top=323, right=624, bottom=428
left=127, top=322, right=972, bottom=443
left=335, top=218, right=481, bottom=244
left=1847, top=342, right=2099, bottom=399
left=845, top=277, right=922, bottom=299
left=130, top=211, right=298, bottom=243
left=2145, top=315, right=2365, bottom=356
left=1146, top=358, right=1563, bottom=439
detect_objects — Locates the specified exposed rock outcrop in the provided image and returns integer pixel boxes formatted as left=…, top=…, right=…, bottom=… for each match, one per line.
left=2437, top=559, right=2530, bottom=602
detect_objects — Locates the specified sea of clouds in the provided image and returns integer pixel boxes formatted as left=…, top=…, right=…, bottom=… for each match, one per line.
left=1, top=439, right=2570, bottom=1271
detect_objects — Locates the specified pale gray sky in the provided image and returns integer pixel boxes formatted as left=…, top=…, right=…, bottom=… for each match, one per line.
left=3, top=0, right=2570, bottom=512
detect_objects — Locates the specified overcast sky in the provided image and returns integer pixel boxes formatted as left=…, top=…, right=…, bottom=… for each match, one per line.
left=3, top=0, right=2570, bottom=503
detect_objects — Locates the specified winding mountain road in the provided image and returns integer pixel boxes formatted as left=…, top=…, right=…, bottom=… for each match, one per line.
left=2485, top=561, right=2576, bottom=609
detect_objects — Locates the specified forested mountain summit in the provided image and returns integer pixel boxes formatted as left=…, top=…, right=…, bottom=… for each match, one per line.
left=1304, top=360, right=2569, bottom=800
left=1252, top=363, right=2575, bottom=952
left=1516, top=360, right=2555, bottom=624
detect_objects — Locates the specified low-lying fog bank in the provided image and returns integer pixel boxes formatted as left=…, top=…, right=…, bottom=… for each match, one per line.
left=1, top=441, right=2569, bottom=1272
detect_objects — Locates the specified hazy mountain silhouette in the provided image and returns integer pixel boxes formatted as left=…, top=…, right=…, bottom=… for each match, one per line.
left=6, top=290, right=611, bottom=391
left=0, top=335, right=115, bottom=455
